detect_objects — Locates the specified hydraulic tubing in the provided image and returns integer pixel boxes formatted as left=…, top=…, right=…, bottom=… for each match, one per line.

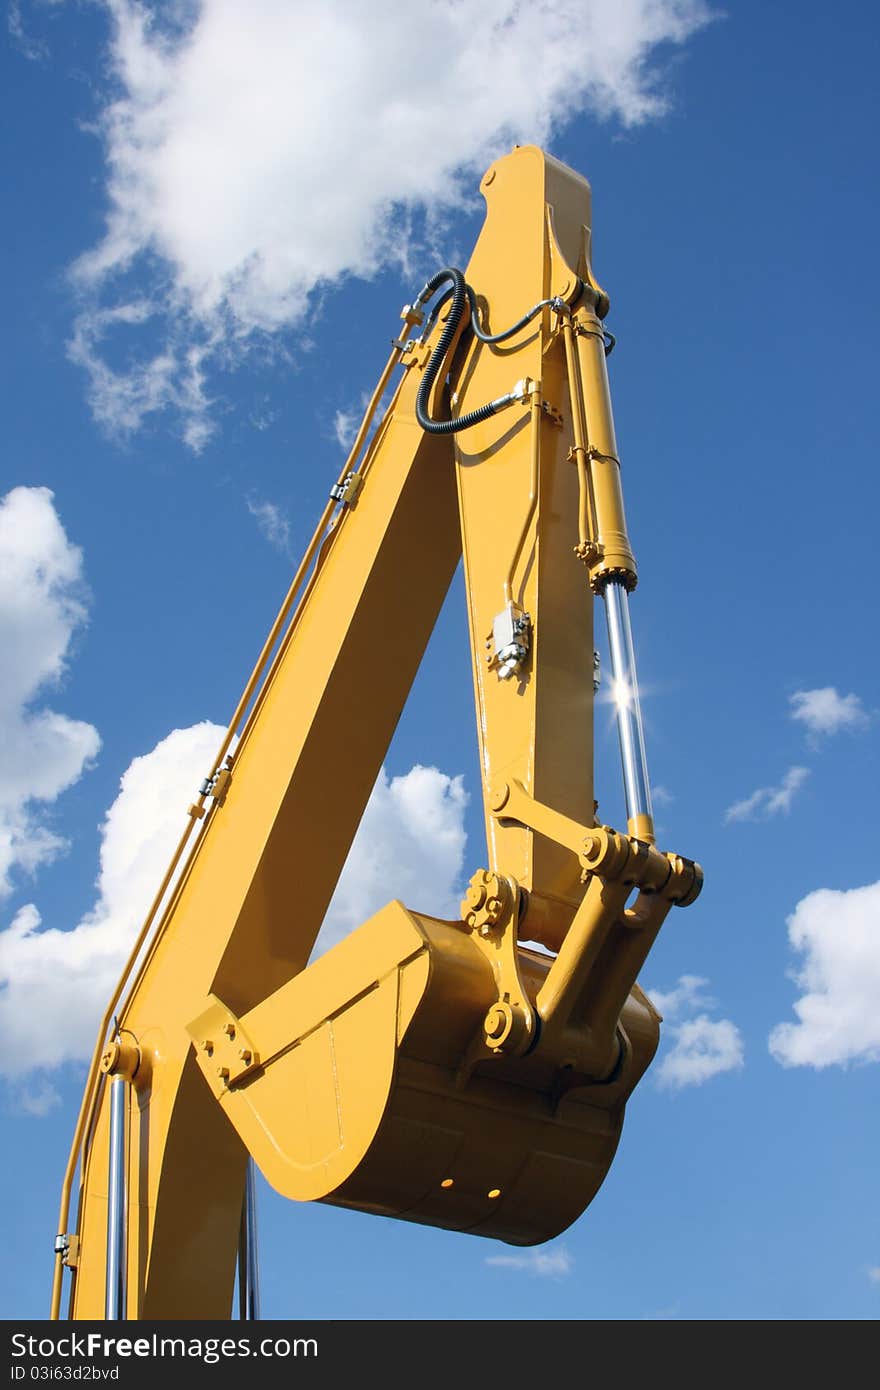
left=415, top=269, right=532, bottom=434
left=237, top=1159, right=260, bottom=1321
left=602, top=579, right=654, bottom=844
left=104, top=1076, right=127, bottom=1320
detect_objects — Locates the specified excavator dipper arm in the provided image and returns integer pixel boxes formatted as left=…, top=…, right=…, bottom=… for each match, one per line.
left=52, top=146, right=701, bottom=1320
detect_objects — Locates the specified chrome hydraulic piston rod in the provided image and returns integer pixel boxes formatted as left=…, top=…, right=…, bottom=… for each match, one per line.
left=602, top=579, right=654, bottom=843
left=104, top=1075, right=127, bottom=1320
left=237, top=1158, right=261, bottom=1321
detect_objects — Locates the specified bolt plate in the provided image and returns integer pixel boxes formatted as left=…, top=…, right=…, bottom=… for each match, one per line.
left=186, top=995, right=260, bottom=1095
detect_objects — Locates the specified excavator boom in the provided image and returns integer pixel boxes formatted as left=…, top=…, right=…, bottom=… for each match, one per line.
left=52, top=146, right=701, bottom=1320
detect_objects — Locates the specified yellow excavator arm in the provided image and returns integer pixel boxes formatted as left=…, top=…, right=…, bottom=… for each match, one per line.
left=51, top=145, right=701, bottom=1320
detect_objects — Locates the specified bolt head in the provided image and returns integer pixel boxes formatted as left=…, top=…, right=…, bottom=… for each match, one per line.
left=484, top=1003, right=512, bottom=1046
left=489, top=783, right=510, bottom=812
left=582, top=835, right=601, bottom=863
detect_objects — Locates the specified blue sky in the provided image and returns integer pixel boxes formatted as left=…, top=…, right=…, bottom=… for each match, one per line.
left=1, top=0, right=879, bottom=1321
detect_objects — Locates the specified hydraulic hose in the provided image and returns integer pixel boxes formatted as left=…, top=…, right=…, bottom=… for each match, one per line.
left=416, top=268, right=515, bottom=435
left=466, top=285, right=556, bottom=344
left=414, top=270, right=613, bottom=435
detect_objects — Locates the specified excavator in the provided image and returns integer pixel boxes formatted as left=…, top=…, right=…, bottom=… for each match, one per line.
left=49, top=144, right=702, bottom=1320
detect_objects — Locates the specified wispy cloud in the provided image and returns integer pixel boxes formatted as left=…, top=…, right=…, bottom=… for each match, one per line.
left=10, top=1078, right=61, bottom=1118
left=0, top=487, right=101, bottom=896
left=647, top=975, right=744, bottom=1091
left=69, top=0, right=713, bottom=445
left=649, top=973, right=711, bottom=1019
left=246, top=495, right=291, bottom=553
left=67, top=303, right=216, bottom=451
left=333, top=409, right=360, bottom=452
left=643, top=1302, right=681, bottom=1320
left=249, top=399, right=279, bottom=432
left=724, top=765, right=809, bottom=824
left=868, top=1267, right=880, bottom=1285
left=8, top=0, right=49, bottom=61
left=485, top=1247, right=573, bottom=1278
left=789, top=687, right=869, bottom=741
left=769, top=879, right=880, bottom=1069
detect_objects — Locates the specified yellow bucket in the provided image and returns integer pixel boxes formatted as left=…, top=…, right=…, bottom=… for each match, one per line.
left=194, top=898, right=660, bottom=1246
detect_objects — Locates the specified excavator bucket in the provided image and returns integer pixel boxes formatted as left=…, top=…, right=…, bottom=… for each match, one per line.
left=188, top=895, right=662, bottom=1246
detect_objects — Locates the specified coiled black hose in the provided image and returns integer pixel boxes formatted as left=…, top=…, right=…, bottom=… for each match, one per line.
left=414, top=269, right=614, bottom=434
left=415, top=268, right=514, bottom=435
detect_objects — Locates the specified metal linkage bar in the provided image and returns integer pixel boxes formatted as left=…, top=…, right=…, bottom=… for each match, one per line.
left=238, top=1159, right=261, bottom=1321
left=104, top=1075, right=127, bottom=1320
left=602, top=579, right=654, bottom=843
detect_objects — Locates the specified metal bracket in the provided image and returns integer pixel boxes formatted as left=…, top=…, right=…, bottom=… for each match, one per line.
left=484, top=781, right=702, bottom=1086
left=487, top=604, right=531, bottom=681
left=457, top=870, right=536, bottom=1083
left=198, top=763, right=233, bottom=808
left=54, top=1233, right=79, bottom=1269
left=211, top=767, right=233, bottom=806
left=99, top=1034, right=140, bottom=1081
left=489, top=778, right=701, bottom=902
left=401, top=340, right=433, bottom=370
left=188, top=995, right=261, bottom=1096
left=329, top=471, right=364, bottom=507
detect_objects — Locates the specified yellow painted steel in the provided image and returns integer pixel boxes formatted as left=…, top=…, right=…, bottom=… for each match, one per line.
left=187, top=901, right=661, bottom=1244
left=54, top=146, right=701, bottom=1320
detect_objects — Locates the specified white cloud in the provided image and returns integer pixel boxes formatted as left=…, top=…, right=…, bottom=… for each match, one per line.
left=652, top=784, right=674, bottom=807
left=0, top=487, right=101, bottom=895
left=314, top=764, right=468, bottom=956
left=333, top=409, right=360, bottom=452
left=485, top=1246, right=572, bottom=1278
left=0, top=722, right=225, bottom=1080
left=724, top=765, right=809, bottom=824
left=769, top=880, right=880, bottom=1069
left=67, top=302, right=216, bottom=451
left=246, top=496, right=290, bottom=552
left=647, top=975, right=744, bottom=1091
left=0, top=725, right=467, bottom=1088
left=868, top=1267, right=880, bottom=1285
left=72, top=0, right=712, bottom=443
left=655, top=1015, right=744, bottom=1090
left=648, top=973, right=711, bottom=1020
left=11, top=1078, right=61, bottom=1118
left=789, top=687, right=869, bottom=739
